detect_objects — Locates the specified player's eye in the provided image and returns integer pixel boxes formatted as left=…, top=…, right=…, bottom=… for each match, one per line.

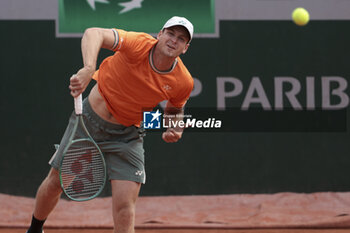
left=178, top=37, right=185, bottom=42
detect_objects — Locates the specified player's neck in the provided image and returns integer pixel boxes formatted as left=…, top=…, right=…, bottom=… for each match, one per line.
left=152, top=45, right=176, bottom=72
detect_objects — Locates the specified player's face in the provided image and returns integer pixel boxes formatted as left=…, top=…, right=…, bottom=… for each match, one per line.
left=157, top=26, right=190, bottom=58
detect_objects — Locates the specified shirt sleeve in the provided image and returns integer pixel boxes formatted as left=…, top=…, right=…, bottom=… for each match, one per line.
left=112, top=29, right=155, bottom=60
left=112, top=29, right=127, bottom=52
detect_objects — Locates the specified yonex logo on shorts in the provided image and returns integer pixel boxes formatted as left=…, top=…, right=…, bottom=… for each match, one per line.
left=135, top=170, right=143, bottom=176
left=143, top=110, right=161, bottom=129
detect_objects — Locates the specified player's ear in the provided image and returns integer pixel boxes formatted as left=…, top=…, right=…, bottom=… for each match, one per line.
left=182, top=43, right=190, bottom=54
left=157, top=30, right=164, bottom=40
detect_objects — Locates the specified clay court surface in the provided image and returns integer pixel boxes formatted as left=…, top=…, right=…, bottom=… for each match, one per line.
left=1, top=192, right=350, bottom=233
left=1, top=229, right=350, bottom=233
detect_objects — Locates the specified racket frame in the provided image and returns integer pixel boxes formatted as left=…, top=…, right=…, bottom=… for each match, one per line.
left=59, top=95, right=106, bottom=201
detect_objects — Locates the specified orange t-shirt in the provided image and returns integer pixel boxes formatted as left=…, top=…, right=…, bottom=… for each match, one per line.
left=93, top=29, right=194, bottom=126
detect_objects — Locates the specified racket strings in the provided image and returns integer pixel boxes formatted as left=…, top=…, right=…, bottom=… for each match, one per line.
left=60, top=140, right=105, bottom=200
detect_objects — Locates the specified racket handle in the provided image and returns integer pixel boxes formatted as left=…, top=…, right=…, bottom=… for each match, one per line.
left=74, top=94, right=83, bottom=115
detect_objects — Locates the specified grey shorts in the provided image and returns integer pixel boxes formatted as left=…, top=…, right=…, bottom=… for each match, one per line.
left=49, top=98, right=146, bottom=184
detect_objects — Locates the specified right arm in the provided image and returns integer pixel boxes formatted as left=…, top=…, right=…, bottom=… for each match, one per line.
left=69, top=28, right=117, bottom=97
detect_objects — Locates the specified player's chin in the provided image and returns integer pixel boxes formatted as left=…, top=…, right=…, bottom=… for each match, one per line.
left=165, top=49, right=181, bottom=58
left=173, top=51, right=183, bottom=58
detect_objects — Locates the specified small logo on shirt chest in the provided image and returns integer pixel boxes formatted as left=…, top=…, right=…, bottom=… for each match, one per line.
left=162, top=85, right=172, bottom=91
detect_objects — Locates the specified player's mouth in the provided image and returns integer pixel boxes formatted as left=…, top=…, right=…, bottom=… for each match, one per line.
left=167, top=44, right=176, bottom=50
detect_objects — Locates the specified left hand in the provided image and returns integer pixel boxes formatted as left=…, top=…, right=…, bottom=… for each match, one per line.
left=162, top=128, right=183, bottom=143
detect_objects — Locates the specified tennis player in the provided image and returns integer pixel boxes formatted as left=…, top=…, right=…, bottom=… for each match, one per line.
left=26, top=16, right=194, bottom=233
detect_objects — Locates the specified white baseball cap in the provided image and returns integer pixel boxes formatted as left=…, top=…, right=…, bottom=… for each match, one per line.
left=162, top=16, right=194, bottom=42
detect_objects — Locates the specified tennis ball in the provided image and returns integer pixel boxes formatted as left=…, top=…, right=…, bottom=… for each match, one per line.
left=292, top=7, right=309, bottom=26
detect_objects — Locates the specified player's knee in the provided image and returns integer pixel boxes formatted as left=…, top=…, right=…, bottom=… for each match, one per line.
left=115, top=204, right=135, bottom=224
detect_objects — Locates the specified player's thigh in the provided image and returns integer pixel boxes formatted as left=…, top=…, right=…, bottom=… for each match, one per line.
left=111, top=180, right=141, bottom=210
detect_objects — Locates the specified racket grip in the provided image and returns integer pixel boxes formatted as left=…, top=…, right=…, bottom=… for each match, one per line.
left=74, top=94, right=83, bottom=115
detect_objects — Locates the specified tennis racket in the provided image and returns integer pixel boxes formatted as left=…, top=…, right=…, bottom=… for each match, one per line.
left=59, top=94, right=106, bottom=201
